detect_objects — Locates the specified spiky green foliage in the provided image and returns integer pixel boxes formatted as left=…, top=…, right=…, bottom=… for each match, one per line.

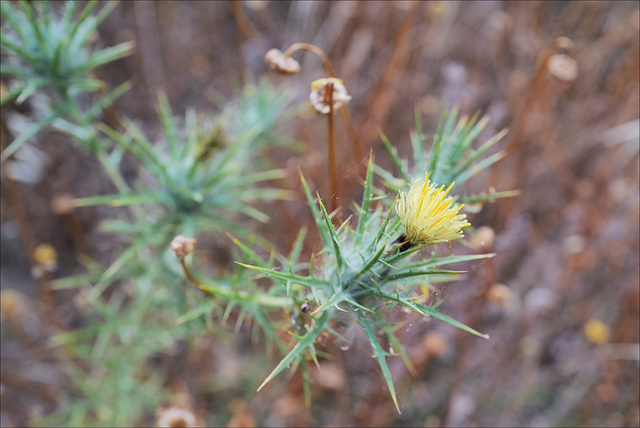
left=0, top=0, right=133, bottom=161
left=235, top=156, right=493, bottom=412
left=377, top=107, right=517, bottom=203
left=0, top=1, right=132, bottom=101
left=66, top=83, right=294, bottom=297
left=42, top=79, right=302, bottom=426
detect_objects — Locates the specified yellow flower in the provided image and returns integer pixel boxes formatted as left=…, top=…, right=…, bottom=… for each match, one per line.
left=33, top=243, right=57, bottom=266
left=396, top=173, right=470, bottom=246
left=584, top=318, right=610, bottom=344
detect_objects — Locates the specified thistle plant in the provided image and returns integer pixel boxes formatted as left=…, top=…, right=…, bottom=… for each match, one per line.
left=168, top=45, right=516, bottom=414
left=2, top=1, right=518, bottom=423
left=230, top=156, right=493, bottom=412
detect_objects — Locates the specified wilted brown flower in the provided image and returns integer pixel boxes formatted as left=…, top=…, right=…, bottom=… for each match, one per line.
left=51, top=193, right=76, bottom=215
left=264, top=48, right=301, bottom=75
left=309, top=77, right=351, bottom=114
left=486, top=283, right=511, bottom=306
left=547, top=53, right=578, bottom=81
left=156, top=406, right=197, bottom=428
left=423, top=331, right=448, bottom=357
left=171, top=235, right=197, bottom=259
left=468, top=226, right=495, bottom=252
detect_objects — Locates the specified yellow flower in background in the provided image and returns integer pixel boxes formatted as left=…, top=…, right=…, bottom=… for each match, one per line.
left=34, top=243, right=57, bottom=266
left=396, top=173, right=470, bottom=246
left=584, top=318, right=610, bottom=344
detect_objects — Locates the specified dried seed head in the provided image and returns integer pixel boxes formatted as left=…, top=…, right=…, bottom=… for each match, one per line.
left=156, top=406, right=196, bottom=428
left=486, top=283, right=511, bottom=306
left=51, top=193, right=75, bottom=215
left=547, top=53, right=578, bottom=82
left=265, top=48, right=301, bottom=75
left=468, top=226, right=495, bottom=252
left=33, top=243, right=58, bottom=277
left=1, top=289, right=22, bottom=320
left=423, top=331, right=448, bottom=357
left=309, top=77, right=352, bottom=115
left=171, top=235, right=197, bottom=259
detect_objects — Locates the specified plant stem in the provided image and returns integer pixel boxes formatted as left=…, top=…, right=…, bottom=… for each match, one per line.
left=283, top=42, right=336, bottom=78
left=282, top=42, right=363, bottom=175
left=0, top=118, right=54, bottom=312
left=327, top=81, right=339, bottom=212
left=179, top=258, right=293, bottom=309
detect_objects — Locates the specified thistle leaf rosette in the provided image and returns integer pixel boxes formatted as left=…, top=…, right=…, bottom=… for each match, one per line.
left=378, top=107, right=518, bottom=205
left=396, top=173, right=470, bottom=247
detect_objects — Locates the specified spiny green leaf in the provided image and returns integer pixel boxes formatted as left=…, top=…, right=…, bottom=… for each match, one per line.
left=316, top=193, right=344, bottom=272
left=405, top=252, right=495, bottom=270
left=386, top=269, right=464, bottom=282
left=346, top=242, right=388, bottom=292
left=359, top=314, right=401, bottom=413
left=455, top=151, right=507, bottom=186
left=419, top=303, right=489, bottom=339
left=379, top=130, right=411, bottom=184
left=236, top=263, right=328, bottom=289
left=1, top=113, right=57, bottom=163
left=257, top=311, right=331, bottom=392
left=299, top=171, right=332, bottom=252
left=356, top=152, right=375, bottom=243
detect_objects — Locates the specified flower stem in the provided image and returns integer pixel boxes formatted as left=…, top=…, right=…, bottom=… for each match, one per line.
left=283, top=42, right=336, bottom=78
left=327, top=81, right=338, bottom=212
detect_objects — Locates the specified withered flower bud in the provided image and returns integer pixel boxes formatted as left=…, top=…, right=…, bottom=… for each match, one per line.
left=171, top=235, right=196, bottom=259
left=265, top=48, right=301, bottom=75
left=51, top=193, right=76, bottom=215
left=547, top=53, right=578, bottom=82
left=156, top=406, right=197, bottom=428
left=309, top=77, right=351, bottom=115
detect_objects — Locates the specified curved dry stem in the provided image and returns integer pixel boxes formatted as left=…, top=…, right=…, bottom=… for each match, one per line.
left=284, top=42, right=336, bottom=77
left=179, top=257, right=213, bottom=297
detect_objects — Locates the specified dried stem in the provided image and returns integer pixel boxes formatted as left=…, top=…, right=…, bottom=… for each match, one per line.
left=179, top=257, right=210, bottom=295
left=284, top=42, right=336, bottom=77
left=327, top=81, right=338, bottom=212
left=0, top=118, right=54, bottom=312
left=226, top=0, right=268, bottom=55
left=357, top=2, right=420, bottom=149
left=283, top=42, right=363, bottom=170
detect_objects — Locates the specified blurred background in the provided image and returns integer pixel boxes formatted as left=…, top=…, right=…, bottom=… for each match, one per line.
left=1, top=1, right=638, bottom=426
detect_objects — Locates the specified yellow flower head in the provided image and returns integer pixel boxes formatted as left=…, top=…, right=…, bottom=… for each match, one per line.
left=396, top=173, right=470, bottom=246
